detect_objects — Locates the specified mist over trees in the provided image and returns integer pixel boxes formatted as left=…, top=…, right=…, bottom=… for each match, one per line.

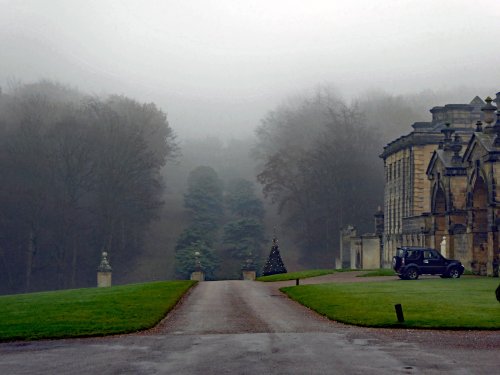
left=254, top=88, right=383, bottom=267
left=175, top=167, right=266, bottom=280
left=222, top=178, right=266, bottom=273
left=0, top=81, right=176, bottom=293
left=0, top=77, right=488, bottom=293
left=175, top=166, right=224, bottom=280
left=356, top=87, right=491, bottom=144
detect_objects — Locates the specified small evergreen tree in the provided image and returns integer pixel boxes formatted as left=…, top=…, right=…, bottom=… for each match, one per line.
left=262, top=237, right=287, bottom=276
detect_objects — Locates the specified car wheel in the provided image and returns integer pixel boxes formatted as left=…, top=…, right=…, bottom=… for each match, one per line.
left=405, top=267, right=419, bottom=280
left=448, top=267, right=461, bottom=279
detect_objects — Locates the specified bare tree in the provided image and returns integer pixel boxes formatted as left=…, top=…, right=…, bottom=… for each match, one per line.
left=255, top=88, right=383, bottom=267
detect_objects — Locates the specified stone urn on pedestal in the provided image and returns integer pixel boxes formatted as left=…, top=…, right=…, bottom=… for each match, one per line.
left=190, top=251, right=205, bottom=281
left=241, top=257, right=256, bottom=281
left=97, top=251, right=112, bottom=287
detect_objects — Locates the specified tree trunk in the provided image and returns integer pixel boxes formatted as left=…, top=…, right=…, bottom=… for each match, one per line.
left=71, top=238, right=78, bottom=288
left=25, top=227, right=36, bottom=292
left=0, top=246, right=14, bottom=291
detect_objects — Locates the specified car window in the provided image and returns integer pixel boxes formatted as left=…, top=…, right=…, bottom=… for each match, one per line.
left=424, top=250, right=439, bottom=259
left=406, top=250, right=420, bottom=260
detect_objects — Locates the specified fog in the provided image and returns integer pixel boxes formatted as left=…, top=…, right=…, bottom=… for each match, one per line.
left=3, top=0, right=500, bottom=290
left=1, top=0, right=499, bottom=139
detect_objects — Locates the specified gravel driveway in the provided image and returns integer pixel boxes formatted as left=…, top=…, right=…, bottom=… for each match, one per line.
left=0, top=273, right=498, bottom=374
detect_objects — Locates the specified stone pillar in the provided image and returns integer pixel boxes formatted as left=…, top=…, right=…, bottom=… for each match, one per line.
left=448, top=232, right=455, bottom=259
left=335, top=257, right=342, bottom=270
left=190, top=251, right=205, bottom=281
left=339, top=226, right=356, bottom=269
left=487, top=231, right=496, bottom=276
left=374, top=207, right=384, bottom=236
left=97, top=251, right=112, bottom=287
left=242, top=270, right=256, bottom=280
left=190, top=271, right=205, bottom=281
left=241, top=258, right=256, bottom=280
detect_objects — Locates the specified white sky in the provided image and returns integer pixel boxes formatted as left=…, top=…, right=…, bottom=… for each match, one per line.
left=1, top=0, right=499, bottom=139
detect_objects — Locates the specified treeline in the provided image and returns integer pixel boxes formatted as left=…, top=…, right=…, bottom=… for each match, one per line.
left=0, top=81, right=176, bottom=293
left=1, top=79, right=484, bottom=290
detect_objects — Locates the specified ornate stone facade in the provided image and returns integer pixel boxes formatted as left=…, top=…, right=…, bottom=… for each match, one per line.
left=380, top=94, right=500, bottom=276
left=427, top=95, right=500, bottom=276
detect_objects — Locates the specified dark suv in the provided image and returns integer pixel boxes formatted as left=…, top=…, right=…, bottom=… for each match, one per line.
left=392, top=247, right=464, bottom=280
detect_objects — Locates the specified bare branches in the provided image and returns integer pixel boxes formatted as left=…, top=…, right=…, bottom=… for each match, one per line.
left=0, top=81, right=177, bottom=293
left=254, top=88, right=384, bottom=267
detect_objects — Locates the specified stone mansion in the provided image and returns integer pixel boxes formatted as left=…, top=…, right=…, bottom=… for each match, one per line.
left=380, top=91, right=500, bottom=276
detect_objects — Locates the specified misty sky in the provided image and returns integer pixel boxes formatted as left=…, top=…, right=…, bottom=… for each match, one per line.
left=1, top=0, right=499, bottom=139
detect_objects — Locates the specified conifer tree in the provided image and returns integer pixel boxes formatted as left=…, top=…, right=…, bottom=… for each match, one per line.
left=262, top=237, right=287, bottom=276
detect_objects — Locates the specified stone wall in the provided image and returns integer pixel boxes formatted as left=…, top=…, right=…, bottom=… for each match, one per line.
left=360, top=235, right=381, bottom=269
left=453, top=232, right=471, bottom=264
left=345, top=234, right=381, bottom=269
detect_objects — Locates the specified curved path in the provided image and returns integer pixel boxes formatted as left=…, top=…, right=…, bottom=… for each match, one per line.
left=0, top=276, right=498, bottom=374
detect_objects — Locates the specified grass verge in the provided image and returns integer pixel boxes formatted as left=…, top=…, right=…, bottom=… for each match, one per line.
left=357, top=269, right=397, bottom=277
left=281, top=278, right=499, bottom=329
left=0, top=280, right=196, bottom=341
left=257, top=269, right=338, bottom=282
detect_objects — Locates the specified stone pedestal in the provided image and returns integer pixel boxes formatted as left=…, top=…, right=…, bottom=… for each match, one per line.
left=190, top=271, right=205, bottom=281
left=242, top=270, right=256, bottom=281
left=335, top=257, right=342, bottom=269
left=97, top=251, right=112, bottom=287
left=97, top=271, right=112, bottom=287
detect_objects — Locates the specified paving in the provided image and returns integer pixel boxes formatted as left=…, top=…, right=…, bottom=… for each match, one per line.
left=0, top=273, right=498, bottom=374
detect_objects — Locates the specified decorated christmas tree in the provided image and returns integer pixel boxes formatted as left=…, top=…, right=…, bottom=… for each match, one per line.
left=262, top=237, right=287, bottom=276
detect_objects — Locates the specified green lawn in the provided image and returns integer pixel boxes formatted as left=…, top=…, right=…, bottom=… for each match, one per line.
left=357, top=269, right=397, bottom=277
left=282, top=278, right=500, bottom=329
left=0, top=280, right=196, bottom=341
left=257, top=269, right=338, bottom=282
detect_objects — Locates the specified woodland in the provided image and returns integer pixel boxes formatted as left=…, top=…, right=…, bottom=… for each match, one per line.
left=0, top=81, right=478, bottom=294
